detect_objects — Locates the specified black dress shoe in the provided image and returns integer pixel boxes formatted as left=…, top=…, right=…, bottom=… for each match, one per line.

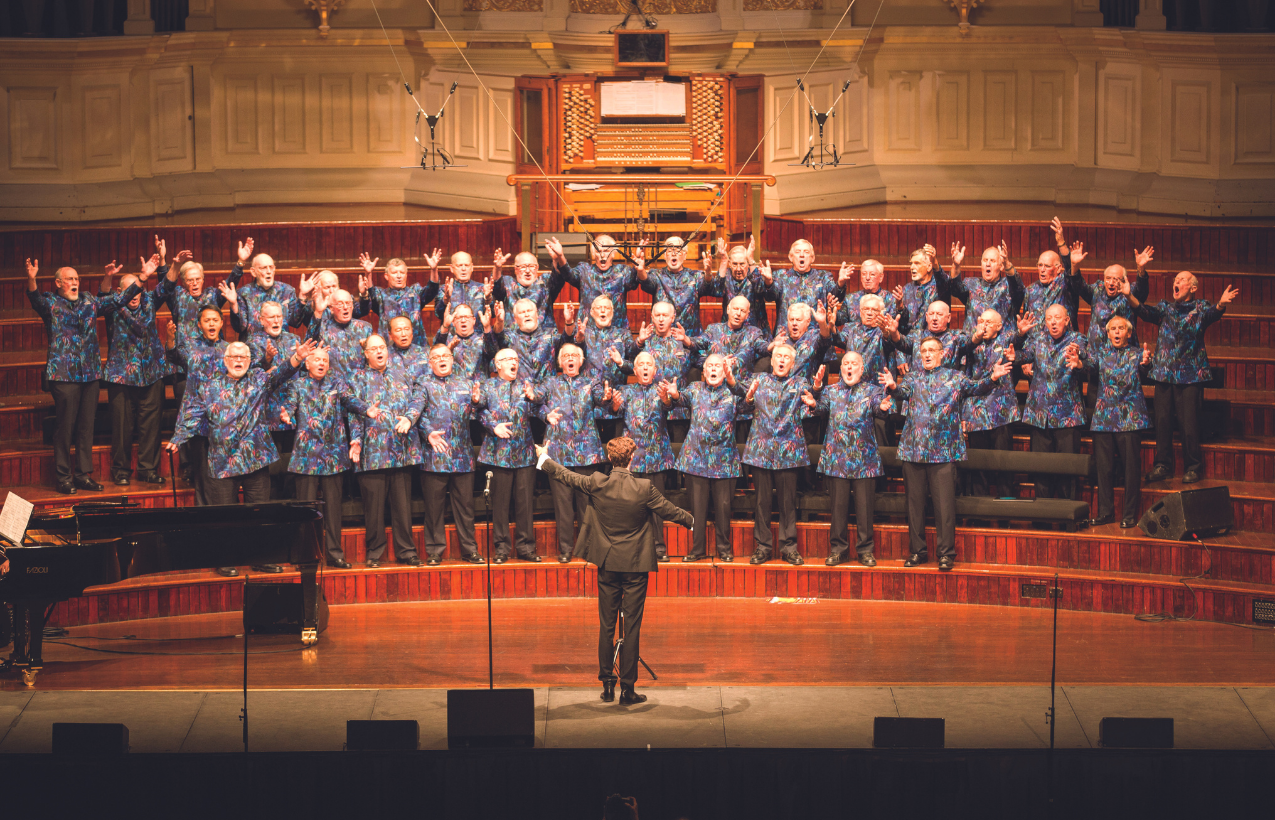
left=618, top=689, right=647, bottom=706
left=137, top=471, right=166, bottom=485
left=903, top=553, right=928, bottom=567
left=1089, top=514, right=1115, bottom=527
left=367, top=559, right=381, bottom=568
left=251, top=564, right=284, bottom=573
left=857, top=553, right=877, bottom=568
left=938, top=557, right=955, bottom=571
left=601, top=680, right=616, bottom=702
left=657, top=555, right=669, bottom=562
left=400, top=556, right=422, bottom=566
left=216, top=567, right=239, bottom=577
left=1146, top=465, right=1172, bottom=483
left=113, top=475, right=130, bottom=486
left=426, top=557, right=442, bottom=566
left=55, top=480, right=77, bottom=495
left=825, top=553, right=846, bottom=566
left=74, top=477, right=103, bottom=491
left=1120, top=516, right=1138, bottom=529
left=719, top=553, right=734, bottom=563
left=558, top=554, right=571, bottom=563
left=522, top=554, right=542, bottom=563
left=327, top=559, right=352, bottom=569
left=1182, top=470, right=1201, bottom=484
left=462, top=553, right=485, bottom=564
left=682, top=554, right=704, bottom=562
left=749, top=553, right=769, bottom=565
left=783, top=553, right=804, bottom=566
left=492, top=556, right=507, bottom=565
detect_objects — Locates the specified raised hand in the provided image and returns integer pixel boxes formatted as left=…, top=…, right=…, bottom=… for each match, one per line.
left=292, top=337, right=319, bottom=364
left=1120, top=276, right=1132, bottom=297
left=1003, top=343, right=1016, bottom=363
left=359, top=252, right=378, bottom=275
left=493, top=248, right=511, bottom=270
left=237, top=237, right=254, bottom=264
left=744, top=379, right=759, bottom=403
left=661, top=379, right=680, bottom=403
left=1070, top=241, right=1087, bottom=267
left=217, top=279, right=237, bottom=308
left=671, top=323, right=688, bottom=345
left=357, top=273, right=372, bottom=297
left=545, top=236, right=565, bottom=265
left=349, top=441, right=361, bottom=464
left=471, top=382, right=482, bottom=403
left=546, top=408, right=563, bottom=426
left=607, top=346, right=624, bottom=365
left=633, top=239, right=646, bottom=270
left=1218, top=284, right=1240, bottom=307
left=746, top=233, right=756, bottom=264
left=837, top=261, right=856, bottom=287
left=991, top=356, right=1013, bottom=380
left=26, top=258, right=39, bottom=281
left=812, top=364, right=826, bottom=388
left=139, top=254, right=161, bottom=280
left=492, top=301, right=505, bottom=326
left=479, top=305, right=493, bottom=333
left=951, top=242, right=966, bottom=267
left=896, top=360, right=909, bottom=376
left=313, top=287, right=330, bottom=316
left=1050, top=217, right=1066, bottom=249
left=1135, top=245, right=1154, bottom=270
left=825, top=293, right=842, bottom=322
left=601, top=380, right=613, bottom=403
left=428, top=430, right=451, bottom=454
left=103, top=259, right=123, bottom=280
left=164, top=320, right=177, bottom=348
left=297, top=271, right=317, bottom=300
left=443, top=279, right=453, bottom=304
left=801, top=389, right=817, bottom=408
left=263, top=340, right=278, bottom=365
left=494, top=422, right=514, bottom=439
left=759, top=259, right=773, bottom=285
left=425, top=247, right=443, bottom=269
left=523, top=381, right=536, bottom=401
left=482, top=278, right=494, bottom=301
left=877, top=369, right=896, bottom=391
left=440, top=302, right=453, bottom=331
left=814, top=297, right=829, bottom=328
left=891, top=284, right=904, bottom=301
left=1017, top=311, right=1037, bottom=336
left=923, top=243, right=937, bottom=262
left=997, top=239, right=1011, bottom=267
left=563, top=301, right=577, bottom=325
left=637, top=321, right=653, bottom=344
left=1141, top=343, right=1152, bottom=365
left=174, top=249, right=194, bottom=265
left=716, top=236, right=728, bottom=258
left=1064, top=343, right=1081, bottom=369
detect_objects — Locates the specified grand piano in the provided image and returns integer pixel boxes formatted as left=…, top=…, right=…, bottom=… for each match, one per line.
left=1, top=500, right=325, bottom=686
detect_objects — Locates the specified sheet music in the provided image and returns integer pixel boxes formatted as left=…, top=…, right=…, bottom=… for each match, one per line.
left=0, top=492, right=34, bottom=546
left=600, top=81, right=686, bottom=117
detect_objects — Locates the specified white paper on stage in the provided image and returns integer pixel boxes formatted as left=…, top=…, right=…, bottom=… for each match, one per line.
left=600, top=81, right=686, bottom=117
left=0, top=492, right=34, bottom=546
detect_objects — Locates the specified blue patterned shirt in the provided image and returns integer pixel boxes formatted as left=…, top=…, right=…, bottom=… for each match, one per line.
left=434, top=329, right=489, bottom=380
left=156, top=268, right=233, bottom=354
left=641, top=267, right=715, bottom=335
left=672, top=382, right=742, bottom=479
left=494, top=325, right=568, bottom=382
left=834, top=323, right=893, bottom=384
left=949, top=274, right=1024, bottom=336
left=962, top=330, right=1020, bottom=431
left=812, top=380, right=885, bottom=479
left=533, top=374, right=608, bottom=467
left=709, top=268, right=773, bottom=335
left=613, top=382, right=675, bottom=474
left=100, top=285, right=169, bottom=387
left=1022, top=257, right=1082, bottom=339
left=245, top=329, right=308, bottom=432
left=231, top=280, right=304, bottom=337
left=28, top=283, right=140, bottom=383
left=385, top=344, right=429, bottom=386
left=1083, top=341, right=1151, bottom=433
left=347, top=367, right=422, bottom=471
left=285, top=375, right=366, bottom=476
left=356, top=283, right=440, bottom=345
left=474, top=377, right=538, bottom=469
left=168, top=336, right=229, bottom=437
left=170, top=363, right=298, bottom=478
left=767, top=268, right=841, bottom=330
left=1138, top=299, right=1224, bottom=384
left=316, top=312, right=374, bottom=379
left=1016, top=330, right=1087, bottom=429
left=742, top=373, right=810, bottom=470
left=890, top=368, right=997, bottom=463
left=1080, top=273, right=1149, bottom=348
left=565, top=262, right=639, bottom=329
left=690, top=322, right=771, bottom=418
left=839, top=288, right=902, bottom=328
left=415, top=373, right=478, bottom=473
left=897, top=265, right=951, bottom=337
left=437, top=279, right=487, bottom=320
left=494, top=269, right=568, bottom=326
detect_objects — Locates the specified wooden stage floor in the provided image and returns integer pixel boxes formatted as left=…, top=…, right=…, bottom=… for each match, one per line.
left=6, top=597, right=1273, bottom=691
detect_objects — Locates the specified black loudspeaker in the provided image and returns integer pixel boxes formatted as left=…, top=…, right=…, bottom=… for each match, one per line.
left=447, top=689, right=536, bottom=748
left=1138, top=486, right=1234, bottom=541
left=345, top=720, right=419, bottom=751
left=243, top=581, right=329, bottom=635
left=873, top=717, right=945, bottom=748
left=52, top=723, right=129, bottom=754
left=1099, top=717, right=1174, bottom=748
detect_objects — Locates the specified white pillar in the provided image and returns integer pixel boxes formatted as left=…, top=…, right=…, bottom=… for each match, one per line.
left=1135, top=0, right=1166, bottom=30
left=123, top=0, right=154, bottom=34
left=186, top=0, right=215, bottom=31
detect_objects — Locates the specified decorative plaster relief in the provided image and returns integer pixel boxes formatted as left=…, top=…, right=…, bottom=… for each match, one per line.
left=982, top=70, right=1015, bottom=151
left=367, top=74, right=403, bottom=154
left=1234, top=83, right=1274, bottom=164
left=83, top=85, right=122, bottom=169
left=1030, top=70, right=1064, bottom=151
left=151, top=68, right=192, bottom=169
left=320, top=74, right=354, bottom=154
left=273, top=75, right=307, bottom=155
left=8, top=87, right=58, bottom=170
left=224, top=75, right=262, bottom=155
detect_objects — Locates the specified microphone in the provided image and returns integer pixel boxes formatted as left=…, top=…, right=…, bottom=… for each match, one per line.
left=484, top=471, right=494, bottom=497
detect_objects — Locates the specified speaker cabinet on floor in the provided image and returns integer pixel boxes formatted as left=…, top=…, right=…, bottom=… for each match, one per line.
left=1099, top=717, right=1174, bottom=748
left=447, top=689, right=536, bottom=748
left=345, top=720, right=419, bottom=751
left=1138, top=486, right=1233, bottom=541
left=243, top=581, right=329, bottom=635
left=52, top=723, right=129, bottom=754
left=873, top=717, right=945, bottom=748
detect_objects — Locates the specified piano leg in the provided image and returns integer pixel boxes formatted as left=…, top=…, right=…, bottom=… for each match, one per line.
left=4, top=601, right=46, bottom=686
left=299, top=563, right=319, bottom=647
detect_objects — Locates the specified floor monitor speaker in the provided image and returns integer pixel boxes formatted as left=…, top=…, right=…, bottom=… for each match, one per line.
left=447, top=689, right=536, bottom=748
left=1138, top=486, right=1233, bottom=540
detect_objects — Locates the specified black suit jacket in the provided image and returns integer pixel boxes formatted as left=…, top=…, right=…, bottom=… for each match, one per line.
left=540, top=458, right=693, bottom=573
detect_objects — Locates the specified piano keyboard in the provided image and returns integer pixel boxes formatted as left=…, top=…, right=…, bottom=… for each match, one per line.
left=594, top=124, right=693, bottom=164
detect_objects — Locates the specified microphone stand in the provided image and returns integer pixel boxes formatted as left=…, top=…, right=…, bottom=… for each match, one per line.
left=1046, top=572, right=1060, bottom=817
left=483, top=470, right=494, bottom=689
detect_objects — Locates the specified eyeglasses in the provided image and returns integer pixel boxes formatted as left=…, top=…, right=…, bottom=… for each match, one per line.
left=514, top=263, right=538, bottom=271
left=225, top=355, right=250, bottom=362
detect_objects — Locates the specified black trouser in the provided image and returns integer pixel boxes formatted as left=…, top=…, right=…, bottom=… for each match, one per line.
left=549, top=463, right=604, bottom=558
left=358, top=467, right=416, bottom=562
left=828, top=475, right=876, bottom=560
left=1030, top=426, right=1081, bottom=499
left=421, top=470, right=478, bottom=560
left=205, top=466, right=271, bottom=505
left=49, top=379, right=98, bottom=484
left=107, top=380, right=163, bottom=480
left=902, top=461, right=957, bottom=560
left=1153, top=382, right=1203, bottom=475
left=1093, top=431, right=1142, bottom=522
left=296, top=473, right=345, bottom=563
left=750, top=466, right=799, bottom=560
left=685, top=474, right=734, bottom=559
left=633, top=470, right=668, bottom=558
left=489, top=465, right=536, bottom=559
left=966, top=425, right=1012, bottom=497
left=186, top=435, right=213, bottom=506
left=596, top=568, right=649, bottom=690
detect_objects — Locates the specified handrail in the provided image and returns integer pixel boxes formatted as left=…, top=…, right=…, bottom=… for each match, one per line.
left=506, top=174, right=777, bottom=186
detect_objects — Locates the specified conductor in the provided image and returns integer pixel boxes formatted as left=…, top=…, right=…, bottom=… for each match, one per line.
left=535, top=436, right=693, bottom=705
